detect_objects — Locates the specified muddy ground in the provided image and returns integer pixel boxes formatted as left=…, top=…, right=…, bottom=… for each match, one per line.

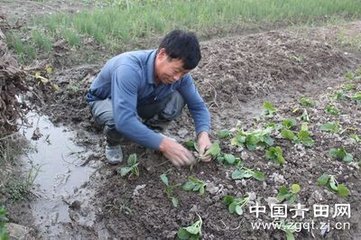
left=1, top=2, right=361, bottom=240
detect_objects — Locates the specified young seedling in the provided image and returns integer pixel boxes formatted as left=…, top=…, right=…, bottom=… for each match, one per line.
left=329, top=147, right=353, bottom=163
left=216, top=153, right=241, bottom=166
left=182, top=176, right=206, bottom=195
left=297, top=123, right=314, bottom=147
left=281, top=129, right=297, bottom=141
left=265, top=146, right=285, bottom=165
left=320, top=122, right=341, bottom=134
left=317, top=174, right=350, bottom=197
left=231, top=167, right=266, bottom=181
left=160, top=171, right=180, bottom=208
left=263, top=101, right=277, bottom=117
left=278, top=220, right=297, bottom=240
left=177, top=214, right=202, bottom=240
left=217, top=129, right=232, bottom=139
left=231, top=127, right=274, bottom=150
left=184, top=139, right=197, bottom=151
left=282, top=118, right=297, bottom=130
left=276, top=184, right=301, bottom=203
left=325, top=104, right=340, bottom=115
left=118, top=153, right=139, bottom=179
left=223, top=195, right=250, bottom=215
left=299, top=96, right=315, bottom=107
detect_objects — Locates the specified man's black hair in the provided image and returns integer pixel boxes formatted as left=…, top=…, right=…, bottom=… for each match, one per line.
left=159, top=29, right=201, bottom=70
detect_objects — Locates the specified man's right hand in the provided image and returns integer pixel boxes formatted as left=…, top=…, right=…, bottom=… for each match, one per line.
left=159, top=137, right=195, bottom=167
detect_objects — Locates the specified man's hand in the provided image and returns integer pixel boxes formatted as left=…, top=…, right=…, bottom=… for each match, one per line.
left=197, top=132, right=212, bottom=162
left=159, top=137, right=195, bottom=167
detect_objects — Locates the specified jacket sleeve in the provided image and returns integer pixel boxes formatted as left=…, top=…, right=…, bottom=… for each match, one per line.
left=111, top=64, right=163, bottom=149
left=177, top=74, right=211, bottom=135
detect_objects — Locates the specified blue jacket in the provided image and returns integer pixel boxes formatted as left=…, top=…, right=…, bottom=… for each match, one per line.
left=87, top=50, right=210, bottom=149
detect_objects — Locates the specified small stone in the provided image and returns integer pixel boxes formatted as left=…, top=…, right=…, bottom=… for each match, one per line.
left=132, top=184, right=146, bottom=197
left=206, top=182, right=219, bottom=195
left=265, top=197, right=279, bottom=207
left=247, top=192, right=257, bottom=201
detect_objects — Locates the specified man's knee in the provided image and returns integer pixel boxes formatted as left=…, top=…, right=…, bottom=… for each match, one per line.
left=159, top=91, right=185, bottom=120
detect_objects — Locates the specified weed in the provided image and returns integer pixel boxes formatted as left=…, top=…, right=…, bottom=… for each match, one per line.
left=317, top=174, right=350, bottom=197
left=31, top=29, right=52, bottom=52
left=117, top=153, right=139, bottom=179
left=320, top=122, right=341, bottom=133
left=182, top=177, right=206, bottom=195
left=325, top=104, right=340, bottom=115
left=177, top=214, right=202, bottom=240
left=277, top=184, right=301, bottom=203
left=160, top=171, right=180, bottom=208
left=231, top=127, right=274, bottom=150
left=299, top=97, right=315, bottom=107
left=263, top=101, right=277, bottom=117
left=329, top=147, right=353, bottom=163
left=231, top=167, right=266, bottom=181
left=265, top=146, right=285, bottom=165
left=223, top=195, right=249, bottom=215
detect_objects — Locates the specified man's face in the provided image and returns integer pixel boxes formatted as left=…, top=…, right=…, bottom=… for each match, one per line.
left=155, top=48, right=190, bottom=85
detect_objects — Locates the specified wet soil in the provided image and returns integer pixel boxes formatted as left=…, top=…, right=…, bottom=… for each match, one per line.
left=1, top=2, right=361, bottom=240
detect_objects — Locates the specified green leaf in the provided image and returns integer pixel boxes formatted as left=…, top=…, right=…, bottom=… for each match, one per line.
left=317, top=174, right=330, bottom=186
left=281, top=129, right=297, bottom=141
left=251, top=170, right=266, bottom=181
left=217, top=129, right=232, bottom=139
left=177, top=228, right=191, bottom=240
left=329, top=176, right=338, bottom=191
left=119, top=167, right=132, bottom=177
left=184, top=220, right=202, bottom=235
left=343, top=153, right=353, bottom=163
left=235, top=205, right=244, bottom=215
left=320, top=122, right=340, bottom=133
left=224, top=154, right=236, bottom=165
left=263, top=101, right=277, bottom=116
left=171, top=197, right=179, bottom=208
left=160, top=173, right=169, bottom=186
left=183, top=182, right=196, bottom=191
left=337, top=184, right=350, bottom=197
left=127, top=153, right=137, bottom=165
left=204, top=142, right=221, bottom=157
left=184, top=140, right=196, bottom=150
left=228, top=202, right=237, bottom=214
left=299, top=97, right=314, bottom=107
left=265, top=146, right=285, bottom=165
left=282, top=119, right=297, bottom=129
left=298, top=130, right=314, bottom=147
left=223, top=195, right=234, bottom=206
left=285, top=230, right=295, bottom=240
left=290, top=184, right=301, bottom=194
left=325, top=104, right=340, bottom=115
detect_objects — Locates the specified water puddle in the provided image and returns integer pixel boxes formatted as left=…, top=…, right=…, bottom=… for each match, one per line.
left=19, top=111, right=100, bottom=238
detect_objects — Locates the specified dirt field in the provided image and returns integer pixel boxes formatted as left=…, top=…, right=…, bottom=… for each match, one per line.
left=1, top=1, right=361, bottom=240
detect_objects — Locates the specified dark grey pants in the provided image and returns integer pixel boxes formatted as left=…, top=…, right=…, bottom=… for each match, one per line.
left=89, top=91, right=185, bottom=145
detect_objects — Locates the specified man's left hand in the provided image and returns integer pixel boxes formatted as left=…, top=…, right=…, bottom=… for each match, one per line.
left=197, top=131, right=212, bottom=162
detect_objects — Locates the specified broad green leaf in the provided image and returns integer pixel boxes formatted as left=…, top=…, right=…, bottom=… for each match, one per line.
left=224, top=154, right=236, bottom=165
left=228, top=202, right=237, bottom=214
left=217, top=129, right=232, bottom=138
left=184, top=220, right=202, bottom=235
left=298, top=130, right=314, bottom=147
left=223, top=195, right=234, bottom=206
left=317, top=174, right=330, bottom=186
left=177, top=228, right=191, bottom=240
left=325, top=104, right=340, bottom=115
left=127, top=153, right=138, bottom=165
left=282, top=119, right=297, bottom=129
left=320, top=122, right=340, bottom=133
left=299, top=97, right=314, bottom=107
left=337, top=184, right=350, bottom=197
left=204, top=142, right=221, bottom=157
left=263, top=101, right=277, bottom=116
left=183, top=182, right=196, bottom=191
left=343, top=153, right=353, bottom=163
left=235, top=205, right=243, bottom=215
left=281, top=129, right=296, bottom=141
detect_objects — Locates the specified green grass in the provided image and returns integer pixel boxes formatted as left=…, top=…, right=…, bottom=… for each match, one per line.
left=7, top=0, right=361, bottom=62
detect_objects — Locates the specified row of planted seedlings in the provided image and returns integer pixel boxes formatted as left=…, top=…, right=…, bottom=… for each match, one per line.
left=115, top=69, right=360, bottom=240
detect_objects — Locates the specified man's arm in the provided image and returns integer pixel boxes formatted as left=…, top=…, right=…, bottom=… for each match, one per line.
left=111, top=65, right=163, bottom=149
